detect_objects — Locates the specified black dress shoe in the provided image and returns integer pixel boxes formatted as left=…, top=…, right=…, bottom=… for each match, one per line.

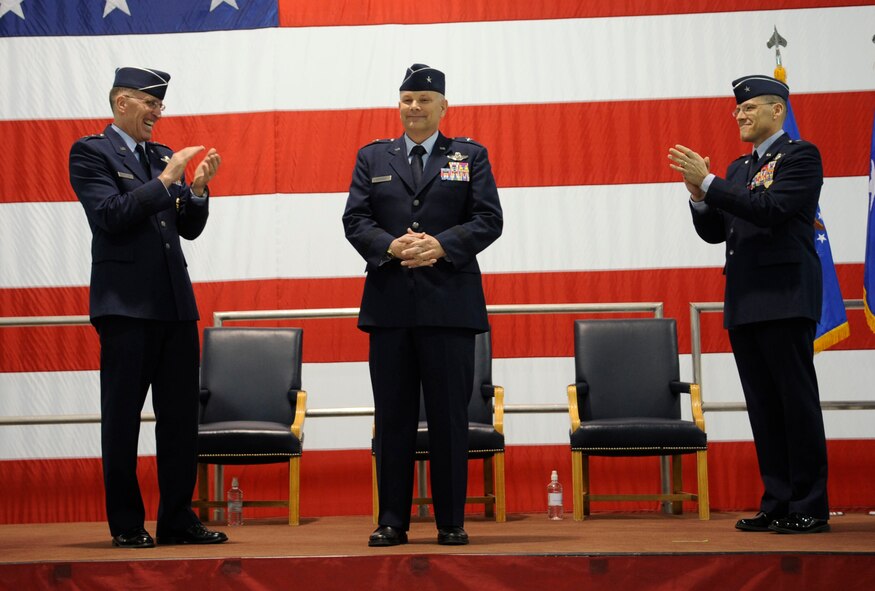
left=769, top=513, right=830, bottom=534
left=157, top=523, right=228, bottom=545
left=437, top=526, right=469, bottom=546
left=112, top=527, right=155, bottom=548
left=735, top=512, right=780, bottom=532
left=368, top=525, right=408, bottom=547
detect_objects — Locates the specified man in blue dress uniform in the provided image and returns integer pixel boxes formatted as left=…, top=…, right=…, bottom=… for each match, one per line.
left=69, top=66, right=227, bottom=548
left=343, top=64, right=503, bottom=546
left=669, top=75, right=829, bottom=534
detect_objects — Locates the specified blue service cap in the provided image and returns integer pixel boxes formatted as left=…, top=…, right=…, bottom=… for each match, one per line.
left=113, top=67, right=171, bottom=100
left=731, top=75, right=789, bottom=104
left=399, top=63, right=445, bottom=95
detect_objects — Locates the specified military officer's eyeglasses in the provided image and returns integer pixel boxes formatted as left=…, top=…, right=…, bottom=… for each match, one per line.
left=732, top=101, right=777, bottom=118
left=123, top=95, right=166, bottom=112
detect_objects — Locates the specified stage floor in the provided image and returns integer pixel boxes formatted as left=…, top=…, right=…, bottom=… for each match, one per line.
left=3, top=511, right=874, bottom=563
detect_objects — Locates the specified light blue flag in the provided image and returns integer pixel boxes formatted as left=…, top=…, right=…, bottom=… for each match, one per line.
left=783, top=102, right=849, bottom=352
left=864, top=113, right=875, bottom=333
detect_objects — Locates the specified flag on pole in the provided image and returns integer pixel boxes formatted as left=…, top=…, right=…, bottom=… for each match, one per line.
left=864, top=113, right=875, bottom=333
left=773, top=63, right=849, bottom=352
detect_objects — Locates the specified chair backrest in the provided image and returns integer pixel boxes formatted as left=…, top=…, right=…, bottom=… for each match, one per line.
left=419, top=330, right=494, bottom=424
left=574, top=319, right=680, bottom=421
left=200, top=327, right=303, bottom=425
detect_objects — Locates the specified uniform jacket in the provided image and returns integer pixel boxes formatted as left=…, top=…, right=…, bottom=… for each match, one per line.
left=69, top=124, right=208, bottom=322
left=691, top=132, right=822, bottom=329
left=343, top=132, right=503, bottom=331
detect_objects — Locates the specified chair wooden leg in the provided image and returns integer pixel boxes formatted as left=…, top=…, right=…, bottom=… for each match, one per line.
left=483, top=456, right=495, bottom=518
left=696, top=449, right=710, bottom=520
left=196, top=463, right=209, bottom=522
left=493, top=451, right=506, bottom=523
left=371, top=454, right=379, bottom=525
left=671, top=454, right=683, bottom=515
left=582, top=454, right=591, bottom=517
left=288, top=456, right=300, bottom=526
left=572, top=450, right=584, bottom=521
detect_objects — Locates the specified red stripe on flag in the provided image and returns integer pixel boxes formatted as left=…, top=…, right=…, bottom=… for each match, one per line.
left=3, top=265, right=873, bottom=373
left=277, top=0, right=873, bottom=27
left=2, top=439, right=874, bottom=523
left=3, top=92, right=873, bottom=204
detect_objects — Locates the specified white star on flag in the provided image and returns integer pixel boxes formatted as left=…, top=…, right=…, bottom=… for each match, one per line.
left=103, top=0, right=131, bottom=18
left=0, top=0, right=26, bottom=19
left=817, top=233, right=827, bottom=244
left=210, top=0, right=239, bottom=11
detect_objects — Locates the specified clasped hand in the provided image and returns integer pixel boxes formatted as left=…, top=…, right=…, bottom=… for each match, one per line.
left=389, top=228, right=446, bottom=268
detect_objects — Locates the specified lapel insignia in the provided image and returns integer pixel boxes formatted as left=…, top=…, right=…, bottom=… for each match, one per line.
left=161, top=155, right=171, bottom=163
left=447, top=152, right=468, bottom=162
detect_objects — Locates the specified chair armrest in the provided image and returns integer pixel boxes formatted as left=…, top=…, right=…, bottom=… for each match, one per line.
left=670, top=381, right=706, bottom=432
left=492, top=385, right=504, bottom=435
left=669, top=380, right=690, bottom=395
left=567, top=384, right=581, bottom=432
left=290, top=390, right=307, bottom=439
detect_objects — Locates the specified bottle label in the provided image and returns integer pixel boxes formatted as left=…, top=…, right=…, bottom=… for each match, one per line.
left=548, top=493, right=563, bottom=506
left=228, top=501, right=242, bottom=512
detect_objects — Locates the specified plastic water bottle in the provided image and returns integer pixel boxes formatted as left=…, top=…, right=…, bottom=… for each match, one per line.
left=227, top=477, right=243, bottom=526
left=547, top=470, right=564, bottom=520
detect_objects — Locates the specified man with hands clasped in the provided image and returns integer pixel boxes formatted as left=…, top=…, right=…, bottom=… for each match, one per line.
left=668, top=75, right=829, bottom=535
left=343, top=64, right=503, bottom=547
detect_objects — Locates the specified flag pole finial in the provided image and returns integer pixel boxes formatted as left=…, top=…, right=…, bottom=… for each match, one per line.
left=767, top=26, right=788, bottom=82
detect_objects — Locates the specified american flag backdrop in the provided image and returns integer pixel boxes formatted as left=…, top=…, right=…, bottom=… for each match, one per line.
left=2, top=1, right=875, bottom=522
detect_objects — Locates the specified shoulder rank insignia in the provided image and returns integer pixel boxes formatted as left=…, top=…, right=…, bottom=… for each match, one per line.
left=447, top=151, right=468, bottom=161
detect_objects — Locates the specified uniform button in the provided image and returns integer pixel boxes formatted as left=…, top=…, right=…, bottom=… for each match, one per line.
left=411, top=222, right=420, bottom=230
left=165, top=243, right=171, bottom=250
left=728, top=249, right=734, bottom=255
left=160, top=220, right=167, bottom=228
left=413, top=199, right=420, bottom=206
left=729, top=228, right=733, bottom=235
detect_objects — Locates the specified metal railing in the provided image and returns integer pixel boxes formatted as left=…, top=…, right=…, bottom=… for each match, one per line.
left=689, top=299, right=875, bottom=413
left=1, top=303, right=665, bottom=517
left=0, top=303, right=663, bottom=427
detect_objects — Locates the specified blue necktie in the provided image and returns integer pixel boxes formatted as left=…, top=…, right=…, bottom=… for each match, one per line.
left=410, top=145, right=425, bottom=189
left=135, top=144, right=151, bottom=179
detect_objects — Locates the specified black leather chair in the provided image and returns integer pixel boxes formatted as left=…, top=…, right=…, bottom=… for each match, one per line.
left=194, top=327, right=307, bottom=525
left=567, top=318, right=709, bottom=520
left=371, top=330, right=506, bottom=522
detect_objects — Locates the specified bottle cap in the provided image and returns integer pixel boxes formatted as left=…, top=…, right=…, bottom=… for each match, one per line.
left=232, top=477, right=239, bottom=487
left=551, top=470, right=558, bottom=480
